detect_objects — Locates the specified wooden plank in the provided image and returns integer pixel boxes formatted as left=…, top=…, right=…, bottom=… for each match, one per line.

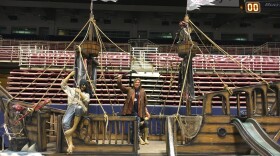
left=93, top=134, right=128, bottom=140
left=27, top=132, right=38, bottom=142
left=88, top=115, right=137, bottom=121
left=26, top=125, right=38, bottom=132
left=200, top=124, right=238, bottom=133
left=37, top=112, right=43, bottom=151
left=108, top=121, right=112, bottom=144
left=176, top=144, right=251, bottom=154
left=56, top=115, right=62, bottom=153
left=61, top=144, right=134, bottom=153
left=102, top=121, right=105, bottom=144
left=192, top=134, right=245, bottom=144
left=133, top=120, right=138, bottom=152
left=204, top=116, right=231, bottom=123
left=114, top=121, right=118, bottom=144
left=121, top=121, right=124, bottom=144
left=96, top=121, right=99, bottom=144
left=255, top=116, right=280, bottom=124
left=261, top=125, right=280, bottom=133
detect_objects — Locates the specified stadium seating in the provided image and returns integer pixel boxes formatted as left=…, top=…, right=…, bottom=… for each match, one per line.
left=1, top=43, right=280, bottom=108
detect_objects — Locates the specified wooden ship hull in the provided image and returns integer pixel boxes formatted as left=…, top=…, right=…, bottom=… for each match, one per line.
left=168, top=81, right=280, bottom=155
left=173, top=115, right=280, bottom=155
left=169, top=37, right=280, bottom=155
left=1, top=80, right=280, bottom=155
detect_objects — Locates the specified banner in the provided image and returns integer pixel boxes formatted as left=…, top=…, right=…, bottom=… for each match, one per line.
left=187, top=0, right=215, bottom=10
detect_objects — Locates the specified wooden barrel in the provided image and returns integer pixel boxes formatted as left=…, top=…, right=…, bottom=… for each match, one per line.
left=81, top=41, right=100, bottom=57
left=177, top=41, right=198, bottom=58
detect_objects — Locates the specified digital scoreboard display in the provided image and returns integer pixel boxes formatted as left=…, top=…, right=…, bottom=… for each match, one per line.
left=245, top=1, right=261, bottom=13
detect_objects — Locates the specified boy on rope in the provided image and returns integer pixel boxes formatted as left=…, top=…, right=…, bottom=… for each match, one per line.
left=61, top=71, right=90, bottom=154
left=117, top=74, right=149, bottom=146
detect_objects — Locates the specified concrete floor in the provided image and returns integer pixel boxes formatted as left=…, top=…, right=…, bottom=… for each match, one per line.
left=138, top=141, right=166, bottom=155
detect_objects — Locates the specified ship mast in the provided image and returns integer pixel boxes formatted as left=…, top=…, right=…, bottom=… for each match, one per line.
left=74, top=0, right=99, bottom=92
left=177, top=0, right=196, bottom=115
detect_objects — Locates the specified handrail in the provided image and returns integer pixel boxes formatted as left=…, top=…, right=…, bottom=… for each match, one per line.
left=14, top=47, right=280, bottom=72
left=166, top=116, right=175, bottom=156
left=252, top=42, right=268, bottom=55
left=1, top=43, right=280, bottom=72
left=232, top=118, right=280, bottom=156
left=247, top=118, right=280, bottom=152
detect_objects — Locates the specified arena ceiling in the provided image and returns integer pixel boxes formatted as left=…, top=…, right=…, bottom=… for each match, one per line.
left=9, top=0, right=280, bottom=14
left=3, top=0, right=280, bottom=24
left=13, top=0, right=186, bottom=6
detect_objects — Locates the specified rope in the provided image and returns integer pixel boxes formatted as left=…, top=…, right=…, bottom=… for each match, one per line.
left=65, top=19, right=91, bottom=50
left=191, top=26, right=238, bottom=90
left=8, top=45, right=78, bottom=106
left=50, top=19, right=93, bottom=100
left=189, top=19, right=270, bottom=87
left=92, top=20, right=104, bottom=76
left=9, top=18, right=92, bottom=107
left=98, top=74, right=115, bottom=114
left=109, top=62, right=124, bottom=113
left=157, top=74, right=169, bottom=115
left=149, top=75, right=162, bottom=114
left=77, top=45, right=109, bottom=130
left=94, top=24, right=128, bottom=54
left=157, top=32, right=179, bottom=115
left=190, top=19, right=276, bottom=93
left=79, top=17, right=109, bottom=127
left=179, top=22, right=231, bottom=95
left=160, top=74, right=175, bottom=115
left=92, top=19, right=116, bottom=115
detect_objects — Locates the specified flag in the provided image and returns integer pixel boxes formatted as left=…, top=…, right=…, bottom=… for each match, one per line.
left=94, top=0, right=118, bottom=2
left=187, top=0, right=215, bottom=11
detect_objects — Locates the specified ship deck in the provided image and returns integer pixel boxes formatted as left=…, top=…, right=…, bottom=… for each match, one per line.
left=0, top=141, right=166, bottom=156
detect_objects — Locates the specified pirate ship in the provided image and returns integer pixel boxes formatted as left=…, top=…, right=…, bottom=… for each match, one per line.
left=0, top=0, right=280, bottom=155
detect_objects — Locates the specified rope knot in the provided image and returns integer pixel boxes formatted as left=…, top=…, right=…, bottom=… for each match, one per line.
left=223, top=84, right=233, bottom=95
left=104, top=113, right=108, bottom=122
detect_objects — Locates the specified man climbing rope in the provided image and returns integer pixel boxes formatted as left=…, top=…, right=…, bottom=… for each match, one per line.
left=61, top=71, right=90, bottom=154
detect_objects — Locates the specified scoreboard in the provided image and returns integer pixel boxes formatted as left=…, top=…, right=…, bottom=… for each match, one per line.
left=245, top=1, right=261, bottom=13
left=241, top=0, right=280, bottom=13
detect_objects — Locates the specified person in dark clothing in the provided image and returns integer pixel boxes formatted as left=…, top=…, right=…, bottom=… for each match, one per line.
left=117, top=75, right=148, bottom=145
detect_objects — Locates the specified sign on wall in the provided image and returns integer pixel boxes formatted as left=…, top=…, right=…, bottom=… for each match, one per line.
left=213, top=0, right=239, bottom=7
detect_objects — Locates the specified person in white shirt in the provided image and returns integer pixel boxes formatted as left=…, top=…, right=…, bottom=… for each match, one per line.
left=61, top=71, right=90, bottom=154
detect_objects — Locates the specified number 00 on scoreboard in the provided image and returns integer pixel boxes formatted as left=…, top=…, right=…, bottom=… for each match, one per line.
left=245, top=1, right=261, bottom=13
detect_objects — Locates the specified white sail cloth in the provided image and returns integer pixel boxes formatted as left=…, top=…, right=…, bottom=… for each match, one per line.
left=187, top=0, right=215, bottom=11
left=93, top=0, right=118, bottom=2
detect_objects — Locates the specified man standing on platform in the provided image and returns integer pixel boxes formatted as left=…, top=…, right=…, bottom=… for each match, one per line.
left=117, top=75, right=149, bottom=145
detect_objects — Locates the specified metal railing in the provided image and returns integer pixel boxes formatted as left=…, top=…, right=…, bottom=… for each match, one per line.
left=0, top=46, right=20, bottom=62
left=131, top=47, right=158, bottom=72
left=19, top=46, right=75, bottom=68
left=193, top=54, right=280, bottom=73
left=8, top=46, right=280, bottom=74
left=1, top=42, right=280, bottom=73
